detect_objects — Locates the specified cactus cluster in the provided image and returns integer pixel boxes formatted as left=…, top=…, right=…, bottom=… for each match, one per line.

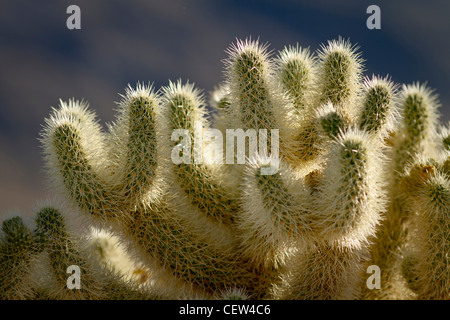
left=1, top=37, right=448, bottom=300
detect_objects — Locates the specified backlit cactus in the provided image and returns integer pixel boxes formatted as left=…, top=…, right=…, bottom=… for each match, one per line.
left=1, top=37, right=448, bottom=300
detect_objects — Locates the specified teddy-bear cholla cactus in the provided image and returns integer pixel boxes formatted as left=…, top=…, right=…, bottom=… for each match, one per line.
left=1, top=37, right=447, bottom=299
left=38, top=36, right=392, bottom=299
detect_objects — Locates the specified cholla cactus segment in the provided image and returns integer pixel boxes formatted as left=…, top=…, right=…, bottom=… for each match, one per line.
left=111, top=83, right=161, bottom=205
left=392, top=83, right=440, bottom=176
left=0, top=216, right=42, bottom=299
left=316, top=37, right=363, bottom=118
left=35, top=206, right=106, bottom=299
left=316, top=102, right=346, bottom=139
left=35, top=206, right=157, bottom=300
left=358, top=75, right=399, bottom=140
left=162, top=80, right=240, bottom=227
left=313, top=128, right=384, bottom=247
left=365, top=83, right=440, bottom=299
left=87, top=227, right=148, bottom=283
left=41, top=100, right=122, bottom=221
left=400, top=162, right=450, bottom=299
left=289, top=38, right=363, bottom=166
left=239, top=155, right=314, bottom=267
left=275, top=44, right=316, bottom=121
left=225, top=38, right=286, bottom=132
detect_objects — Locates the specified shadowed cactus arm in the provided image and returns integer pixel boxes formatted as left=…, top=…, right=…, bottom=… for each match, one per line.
left=400, top=162, right=450, bottom=300
left=126, top=198, right=274, bottom=299
left=35, top=206, right=105, bottom=299
left=365, top=82, right=440, bottom=299
left=0, top=216, right=44, bottom=299
left=34, top=206, right=158, bottom=300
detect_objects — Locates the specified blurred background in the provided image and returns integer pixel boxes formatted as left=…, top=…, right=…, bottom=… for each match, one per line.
left=1, top=0, right=449, bottom=215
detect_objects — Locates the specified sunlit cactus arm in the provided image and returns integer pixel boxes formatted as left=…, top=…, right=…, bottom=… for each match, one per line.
left=225, top=38, right=284, bottom=131
left=358, top=75, right=399, bottom=141
left=400, top=162, right=450, bottom=300
left=238, top=156, right=315, bottom=267
left=365, top=83, right=440, bottom=299
left=238, top=128, right=384, bottom=300
left=162, top=80, right=241, bottom=249
left=41, top=100, right=123, bottom=221
left=390, top=83, right=440, bottom=176
left=268, top=128, right=385, bottom=300
left=275, top=44, right=316, bottom=122
left=0, top=215, right=44, bottom=299
left=312, top=128, right=385, bottom=246
left=292, top=38, right=364, bottom=165
left=107, top=83, right=163, bottom=206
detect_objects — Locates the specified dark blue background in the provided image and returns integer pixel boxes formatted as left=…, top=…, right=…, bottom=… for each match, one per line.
left=1, top=0, right=449, bottom=214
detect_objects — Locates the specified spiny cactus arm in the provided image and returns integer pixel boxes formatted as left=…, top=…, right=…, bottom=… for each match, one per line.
left=238, top=128, right=383, bottom=271
left=162, top=80, right=240, bottom=229
left=315, top=102, right=346, bottom=139
left=358, top=75, right=399, bottom=140
left=364, top=83, right=440, bottom=299
left=391, top=83, right=440, bottom=177
left=238, top=156, right=315, bottom=267
left=0, top=216, right=44, bottom=299
left=312, top=129, right=384, bottom=246
left=316, top=38, right=363, bottom=114
left=400, top=162, right=450, bottom=299
left=275, top=44, right=316, bottom=121
left=41, top=100, right=122, bottom=220
left=225, top=38, right=283, bottom=131
left=109, top=84, right=162, bottom=206
left=35, top=206, right=107, bottom=299
left=292, top=38, right=364, bottom=164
